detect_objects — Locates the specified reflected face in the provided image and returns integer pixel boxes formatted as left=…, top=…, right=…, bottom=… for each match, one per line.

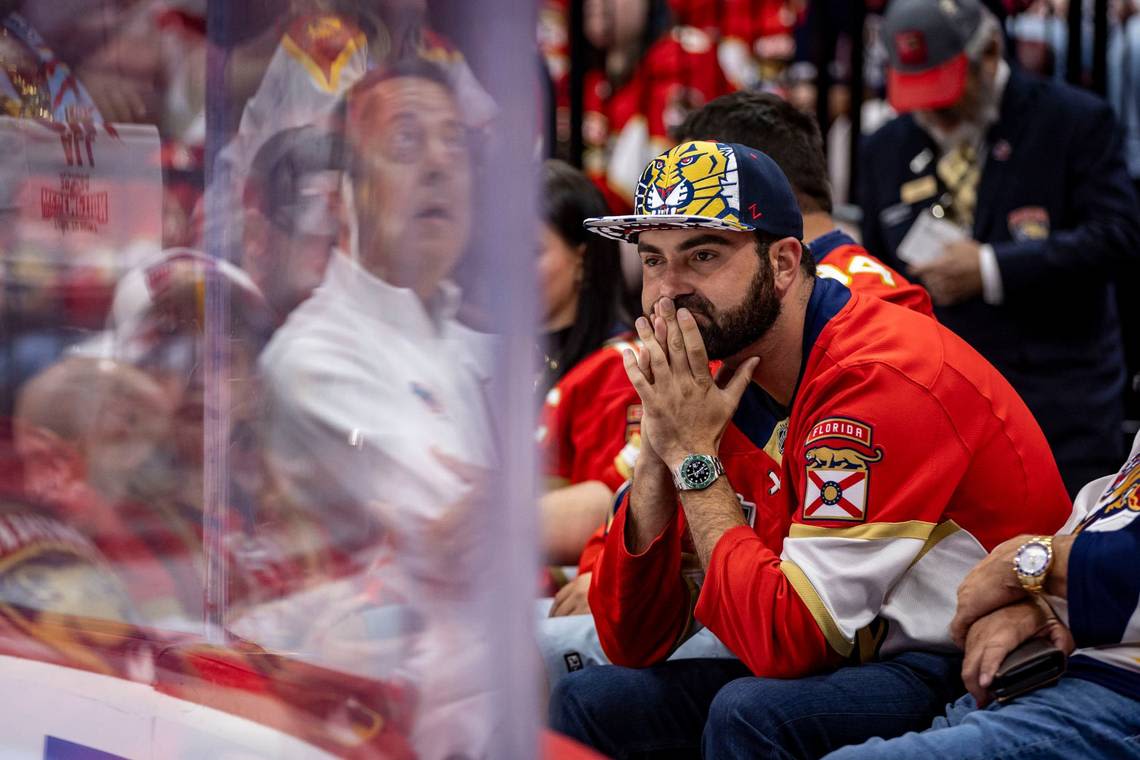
left=13, top=358, right=173, bottom=504
left=348, top=76, right=471, bottom=295
left=142, top=333, right=257, bottom=467
left=266, top=228, right=337, bottom=315
left=85, top=363, right=173, bottom=481
left=537, top=223, right=582, bottom=330
left=245, top=166, right=344, bottom=318
left=264, top=206, right=339, bottom=316
left=127, top=290, right=260, bottom=468
left=638, top=229, right=780, bottom=360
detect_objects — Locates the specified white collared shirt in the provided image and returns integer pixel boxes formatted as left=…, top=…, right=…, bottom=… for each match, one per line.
left=260, top=250, right=497, bottom=579
left=258, top=250, right=500, bottom=755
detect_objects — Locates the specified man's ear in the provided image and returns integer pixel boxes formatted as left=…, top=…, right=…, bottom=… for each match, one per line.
left=770, top=237, right=804, bottom=293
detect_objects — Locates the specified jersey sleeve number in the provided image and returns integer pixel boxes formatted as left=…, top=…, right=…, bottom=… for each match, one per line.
left=816, top=255, right=896, bottom=288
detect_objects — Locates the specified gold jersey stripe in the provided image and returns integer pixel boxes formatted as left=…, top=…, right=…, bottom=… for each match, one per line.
left=788, top=520, right=937, bottom=542
left=909, top=520, right=963, bottom=568
left=780, top=559, right=854, bottom=657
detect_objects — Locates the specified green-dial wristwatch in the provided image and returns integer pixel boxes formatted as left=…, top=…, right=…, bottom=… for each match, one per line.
left=673, top=454, right=725, bottom=491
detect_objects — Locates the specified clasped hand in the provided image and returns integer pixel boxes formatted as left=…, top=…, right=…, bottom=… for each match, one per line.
left=621, top=297, right=759, bottom=468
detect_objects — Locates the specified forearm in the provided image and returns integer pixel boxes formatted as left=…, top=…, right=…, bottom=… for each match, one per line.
left=625, top=451, right=678, bottom=554
left=539, top=480, right=613, bottom=566
left=678, top=477, right=747, bottom=569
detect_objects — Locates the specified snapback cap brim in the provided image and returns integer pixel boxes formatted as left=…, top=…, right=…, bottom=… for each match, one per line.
left=887, top=53, right=968, bottom=112
left=583, top=214, right=754, bottom=242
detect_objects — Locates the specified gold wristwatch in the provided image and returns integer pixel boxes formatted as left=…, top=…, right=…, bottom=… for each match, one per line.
left=1012, top=536, right=1054, bottom=594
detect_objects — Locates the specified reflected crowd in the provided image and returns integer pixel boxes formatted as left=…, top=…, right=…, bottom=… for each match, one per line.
left=1, top=1, right=508, bottom=757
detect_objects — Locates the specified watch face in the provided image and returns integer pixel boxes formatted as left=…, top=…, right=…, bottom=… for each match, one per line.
left=1016, top=543, right=1050, bottom=576
left=680, top=455, right=716, bottom=489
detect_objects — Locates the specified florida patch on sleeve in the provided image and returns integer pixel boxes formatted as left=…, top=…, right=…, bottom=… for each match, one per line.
left=802, top=417, right=884, bottom=522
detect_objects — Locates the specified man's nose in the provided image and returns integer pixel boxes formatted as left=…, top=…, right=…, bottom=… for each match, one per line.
left=423, top=134, right=457, bottom=181
left=656, top=262, right=693, bottom=300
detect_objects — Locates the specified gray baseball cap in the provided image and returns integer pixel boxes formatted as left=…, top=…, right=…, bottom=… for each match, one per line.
left=882, top=0, right=985, bottom=112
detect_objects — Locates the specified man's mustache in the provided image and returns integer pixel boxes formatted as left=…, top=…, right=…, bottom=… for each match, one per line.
left=646, top=294, right=716, bottom=319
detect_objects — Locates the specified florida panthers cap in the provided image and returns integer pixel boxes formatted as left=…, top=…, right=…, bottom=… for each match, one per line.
left=883, top=0, right=986, bottom=112
left=583, top=140, right=803, bottom=242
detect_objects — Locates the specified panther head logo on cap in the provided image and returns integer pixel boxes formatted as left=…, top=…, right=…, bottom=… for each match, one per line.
left=635, top=141, right=742, bottom=225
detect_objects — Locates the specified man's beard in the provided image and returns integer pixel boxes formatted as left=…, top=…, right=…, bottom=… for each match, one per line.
left=915, top=68, right=1002, bottom=152
left=672, top=256, right=780, bottom=360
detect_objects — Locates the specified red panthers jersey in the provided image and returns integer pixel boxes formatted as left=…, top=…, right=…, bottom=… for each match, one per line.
left=589, top=278, right=1070, bottom=676
left=551, top=236, right=932, bottom=575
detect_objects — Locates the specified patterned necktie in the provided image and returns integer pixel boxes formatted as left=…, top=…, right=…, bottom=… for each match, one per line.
left=935, top=143, right=981, bottom=230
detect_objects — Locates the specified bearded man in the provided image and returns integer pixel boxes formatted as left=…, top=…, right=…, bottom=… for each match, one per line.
left=859, top=0, right=1140, bottom=497
left=548, top=140, right=1072, bottom=759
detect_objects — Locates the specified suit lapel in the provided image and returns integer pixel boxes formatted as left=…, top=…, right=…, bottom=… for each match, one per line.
left=974, top=69, right=1037, bottom=239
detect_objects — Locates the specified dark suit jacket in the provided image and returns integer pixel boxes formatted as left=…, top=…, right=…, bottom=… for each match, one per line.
left=859, top=68, right=1140, bottom=493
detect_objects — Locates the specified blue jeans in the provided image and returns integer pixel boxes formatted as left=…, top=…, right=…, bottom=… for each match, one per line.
left=549, top=651, right=963, bottom=759
left=536, top=599, right=735, bottom=693
left=823, top=677, right=1140, bottom=760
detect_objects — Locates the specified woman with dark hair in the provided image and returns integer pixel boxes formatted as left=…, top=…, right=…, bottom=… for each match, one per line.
left=538, top=161, right=637, bottom=610
left=539, top=159, right=630, bottom=393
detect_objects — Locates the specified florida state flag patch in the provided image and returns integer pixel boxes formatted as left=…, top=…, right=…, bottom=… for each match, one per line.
left=802, top=417, right=884, bottom=522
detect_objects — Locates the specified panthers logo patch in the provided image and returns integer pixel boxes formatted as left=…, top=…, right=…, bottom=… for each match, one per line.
left=634, top=141, right=742, bottom=224
left=1008, top=206, right=1050, bottom=242
left=802, top=417, right=884, bottom=523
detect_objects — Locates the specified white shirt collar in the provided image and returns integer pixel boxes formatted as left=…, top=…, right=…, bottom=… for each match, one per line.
left=323, top=249, right=462, bottom=336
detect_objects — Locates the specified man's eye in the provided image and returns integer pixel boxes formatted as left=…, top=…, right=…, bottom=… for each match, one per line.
left=641, top=257, right=662, bottom=268
left=390, top=127, right=422, bottom=153
left=442, top=127, right=469, bottom=151
left=693, top=251, right=716, bottom=262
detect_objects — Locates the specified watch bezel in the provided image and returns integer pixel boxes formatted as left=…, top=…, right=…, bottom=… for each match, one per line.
left=677, top=454, right=720, bottom=490
left=1015, top=542, right=1051, bottom=577
left=1013, top=536, right=1054, bottom=594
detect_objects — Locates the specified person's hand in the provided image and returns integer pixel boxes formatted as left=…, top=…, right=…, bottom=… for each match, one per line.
left=961, top=599, right=1075, bottom=706
left=549, top=572, right=592, bottom=617
left=622, top=297, right=758, bottom=467
left=951, top=534, right=1034, bottom=648
left=909, top=239, right=983, bottom=306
